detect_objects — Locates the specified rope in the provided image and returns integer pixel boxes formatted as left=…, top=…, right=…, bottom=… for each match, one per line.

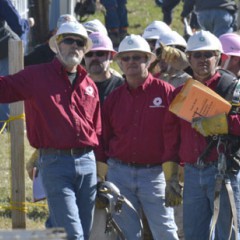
left=0, top=113, right=25, bottom=134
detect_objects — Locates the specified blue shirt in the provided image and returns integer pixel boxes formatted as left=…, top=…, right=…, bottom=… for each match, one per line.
left=0, top=0, right=30, bottom=39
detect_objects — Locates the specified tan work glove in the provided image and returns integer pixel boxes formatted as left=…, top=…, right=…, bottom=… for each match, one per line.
left=161, top=43, right=181, bottom=64
left=162, top=162, right=183, bottom=207
left=26, top=149, right=39, bottom=180
left=96, top=161, right=108, bottom=181
left=192, top=113, right=228, bottom=137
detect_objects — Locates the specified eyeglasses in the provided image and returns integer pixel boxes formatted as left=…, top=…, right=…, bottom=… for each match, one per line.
left=61, top=38, right=85, bottom=47
left=192, top=51, right=216, bottom=59
left=85, top=51, right=108, bottom=58
left=120, top=55, right=146, bottom=62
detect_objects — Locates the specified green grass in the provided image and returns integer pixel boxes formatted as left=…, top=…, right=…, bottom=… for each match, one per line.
left=0, top=0, right=184, bottom=230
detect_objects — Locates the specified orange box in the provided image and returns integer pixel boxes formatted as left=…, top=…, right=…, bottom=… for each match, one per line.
left=169, top=78, right=232, bottom=122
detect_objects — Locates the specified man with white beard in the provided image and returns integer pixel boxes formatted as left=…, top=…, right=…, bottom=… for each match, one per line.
left=0, top=21, right=101, bottom=240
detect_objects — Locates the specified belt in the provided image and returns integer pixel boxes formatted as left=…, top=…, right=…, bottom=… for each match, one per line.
left=40, top=147, right=93, bottom=156
left=113, top=159, right=161, bottom=168
left=186, top=160, right=218, bottom=170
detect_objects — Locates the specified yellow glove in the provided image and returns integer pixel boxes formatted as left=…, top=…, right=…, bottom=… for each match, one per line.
left=96, top=161, right=108, bottom=181
left=26, top=149, right=39, bottom=180
left=161, top=43, right=181, bottom=64
left=162, top=162, right=183, bottom=207
left=192, top=113, right=228, bottom=137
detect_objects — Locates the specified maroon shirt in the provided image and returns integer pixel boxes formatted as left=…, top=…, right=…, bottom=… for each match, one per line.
left=163, top=71, right=240, bottom=164
left=97, top=73, right=175, bottom=164
left=0, top=58, right=101, bottom=149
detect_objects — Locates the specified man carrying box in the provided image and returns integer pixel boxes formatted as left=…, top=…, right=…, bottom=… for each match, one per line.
left=163, top=30, right=240, bottom=240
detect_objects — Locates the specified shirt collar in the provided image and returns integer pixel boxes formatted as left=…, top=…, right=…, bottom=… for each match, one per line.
left=52, top=57, right=88, bottom=79
left=124, top=73, right=154, bottom=92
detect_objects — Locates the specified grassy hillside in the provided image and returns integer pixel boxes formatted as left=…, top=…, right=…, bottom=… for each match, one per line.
left=0, top=0, right=184, bottom=230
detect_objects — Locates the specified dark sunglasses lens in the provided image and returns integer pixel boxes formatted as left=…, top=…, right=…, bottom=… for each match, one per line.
left=193, top=52, right=214, bottom=59
left=204, top=52, right=214, bottom=58
left=132, top=56, right=142, bottom=61
left=121, top=55, right=143, bottom=62
left=121, top=56, right=130, bottom=62
left=85, top=52, right=94, bottom=57
left=85, top=51, right=107, bottom=58
left=63, top=38, right=85, bottom=47
left=96, top=52, right=106, bottom=57
left=193, top=52, right=201, bottom=58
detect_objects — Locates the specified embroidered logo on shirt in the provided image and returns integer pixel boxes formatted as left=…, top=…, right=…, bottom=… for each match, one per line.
left=149, top=97, right=165, bottom=108
left=85, top=86, right=94, bottom=97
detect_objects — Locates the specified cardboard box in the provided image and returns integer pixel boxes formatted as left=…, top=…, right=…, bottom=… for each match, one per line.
left=169, top=78, right=232, bottom=122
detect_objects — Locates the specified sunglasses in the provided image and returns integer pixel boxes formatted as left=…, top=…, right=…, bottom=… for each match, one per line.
left=61, top=38, right=85, bottom=47
left=192, top=51, right=216, bottom=59
left=120, top=55, right=146, bottom=62
left=85, top=51, right=108, bottom=58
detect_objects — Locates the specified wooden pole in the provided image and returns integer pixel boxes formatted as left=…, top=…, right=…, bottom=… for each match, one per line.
left=8, top=39, right=26, bottom=229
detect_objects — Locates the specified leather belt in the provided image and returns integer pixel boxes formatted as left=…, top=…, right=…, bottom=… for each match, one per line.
left=113, top=159, right=161, bottom=168
left=40, top=147, right=93, bottom=156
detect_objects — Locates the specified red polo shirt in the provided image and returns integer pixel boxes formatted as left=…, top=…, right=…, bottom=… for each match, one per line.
left=0, top=58, right=101, bottom=149
left=98, top=73, right=175, bottom=164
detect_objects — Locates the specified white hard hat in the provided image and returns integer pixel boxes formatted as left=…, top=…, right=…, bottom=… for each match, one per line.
left=88, top=32, right=116, bottom=56
left=83, top=19, right=108, bottom=36
left=186, top=30, right=223, bottom=52
left=49, top=21, right=92, bottom=53
left=156, top=31, right=187, bottom=49
left=114, top=34, right=156, bottom=62
left=56, top=14, right=77, bottom=29
left=142, top=20, right=171, bottom=40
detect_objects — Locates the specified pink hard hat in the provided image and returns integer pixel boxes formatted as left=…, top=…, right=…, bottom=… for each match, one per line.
left=88, top=32, right=117, bottom=56
left=219, top=33, right=240, bottom=57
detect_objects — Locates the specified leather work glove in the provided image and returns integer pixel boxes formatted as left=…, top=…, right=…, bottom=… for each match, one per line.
left=162, top=162, right=183, bottom=207
left=96, top=161, right=108, bottom=181
left=192, top=113, right=228, bottom=137
left=26, top=149, right=39, bottom=180
left=160, top=43, right=181, bottom=64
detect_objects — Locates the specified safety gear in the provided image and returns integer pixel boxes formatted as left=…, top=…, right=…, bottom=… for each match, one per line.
left=88, top=32, right=117, bottom=57
left=97, top=161, right=108, bottom=181
left=186, top=30, right=223, bottom=53
left=96, top=181, right=143, bottom=237
left=155, top=42, right=184, bottom=64
left=83, top=19, right=108, bottom=36
left=114, top=34, right=156, bottom=62
left=156, top=31, right=187, bottom=49
left=49, top=21, right=92, bottom=53
left=219, top=33, right=240, bottom=57
left=162, top=162, right=183, bottom=207
left=142, top=20, right=171, bottom=40
left=26, top=149, right=39, bottom=180
left=192, top=113, right=228, bottom=137
left=56, top=14, right=77, bottom=29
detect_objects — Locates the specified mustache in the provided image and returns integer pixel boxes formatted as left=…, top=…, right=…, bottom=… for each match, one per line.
left=89, top=60, right=101, bottom=66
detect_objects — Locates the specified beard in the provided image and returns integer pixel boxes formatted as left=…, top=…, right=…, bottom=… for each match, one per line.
left=62, top=54, right=82, bottom=67
left=88, top=60, right=109, bottom=75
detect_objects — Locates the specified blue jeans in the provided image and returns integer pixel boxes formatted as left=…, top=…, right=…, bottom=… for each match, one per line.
left=183, top=164, right=240, bottom=240
left=100, top=0, right=128, bottom=31
left=38, top=150, right=97, bottom=240
left=107, top=158, right=179, bottom=240
left=196, top=9, right=235, bottom=37
left=162, top=0, right=181, bottom=25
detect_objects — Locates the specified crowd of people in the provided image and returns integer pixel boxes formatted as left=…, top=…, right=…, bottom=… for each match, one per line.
left=1, top=0, right=240, bottom=240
